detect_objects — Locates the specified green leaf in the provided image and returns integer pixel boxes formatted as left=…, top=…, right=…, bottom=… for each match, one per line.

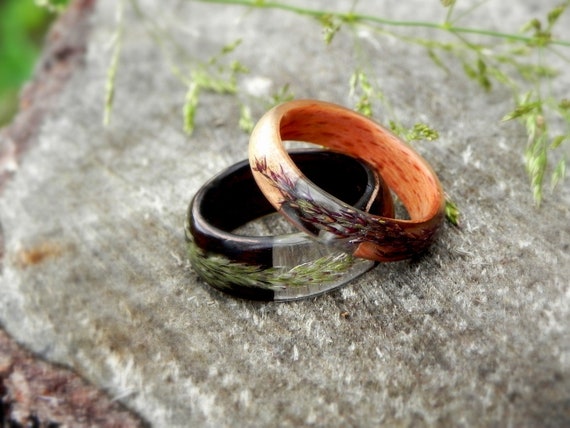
left=208, top=38, right=243, bottom=65
left=270, top=83, right=294, bottom=105
left=550, top=135, right=567, bottom=149
left=238, top=103, right=254, bottom=133
left=501, top=102, right=540, bottom=121
left=349, top=70, right=374, bottom=117
left=462, top=62, right=477, bottom=80
left=221, top=38, right=242, bottom=54
left=408, top=123, right=440, bottom=141
left=547, top=4, right=567, bottom=28
left=103, top=1, right=123, bottom=126
left=477, top=58, right=487, bottom=74
left=183, top=82, right=199, bottom=135
left=551, top=157, right=566, bottom=190
left=176, top=37, right=249, bottom=133
left=445, top=198, right=460, bottom=226
left=427, top=49, right=450, bottom=73
left=440, top=0, right=456, bottom=7
left=478, top=75, right=492, bottom=91
left=559, top=99, right=570, bottom=110
left=521, top=18, right=542, bottom=33
left=320, top=14, right=342, bottom=45
left=230, top=60, right=249, bottom=74
left=525, top=141, right=548, bottom=205
left=516, top=63, right=558, bottom=81
left=389, top=120, right=405, bottom=138
left=529, top=31, right=552, bottom=47
left=487, top=67, right=512, bottom=86
left=193, top=70, right=237, bottom=94
left=388, top=122, right=439, bottom=142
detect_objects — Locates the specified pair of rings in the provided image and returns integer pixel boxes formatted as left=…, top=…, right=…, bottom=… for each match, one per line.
left=185, top=100, right=445, bottom=301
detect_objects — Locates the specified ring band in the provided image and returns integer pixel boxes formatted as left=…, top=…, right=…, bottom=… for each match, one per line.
left=186, top=149, right=394, bottom=301
left=249, top=100, right=445, bottom=262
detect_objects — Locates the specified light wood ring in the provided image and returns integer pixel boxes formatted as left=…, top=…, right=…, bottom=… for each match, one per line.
left=249, top=99, right=445, bottom=262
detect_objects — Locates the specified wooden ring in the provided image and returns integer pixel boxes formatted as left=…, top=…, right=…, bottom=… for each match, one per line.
left=249, top=100, right=445, bottom=261
left=186, top=149, right=394, bottom=301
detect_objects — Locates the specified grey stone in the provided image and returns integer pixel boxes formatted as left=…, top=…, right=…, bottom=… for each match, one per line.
left=1, top=0, right=569, bottom=426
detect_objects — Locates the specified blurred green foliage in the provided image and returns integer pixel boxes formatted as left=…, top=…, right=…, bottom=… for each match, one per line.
left=0, top=0, right=68, bottom=126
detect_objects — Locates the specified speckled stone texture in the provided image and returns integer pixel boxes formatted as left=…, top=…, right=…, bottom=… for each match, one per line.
left=0, top=0, right=569, bottom=426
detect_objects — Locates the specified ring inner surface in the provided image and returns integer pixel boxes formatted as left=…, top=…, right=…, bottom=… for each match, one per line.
left=201, top=151, right=371, bottom=232
left=189, top=150, right=382, bottom=267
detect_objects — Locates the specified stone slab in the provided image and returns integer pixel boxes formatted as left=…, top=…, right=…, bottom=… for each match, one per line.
left=1, top=0, right=569, bottom=426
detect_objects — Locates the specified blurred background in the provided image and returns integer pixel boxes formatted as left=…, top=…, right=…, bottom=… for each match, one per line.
left=0, top=0, right=69, bottom=126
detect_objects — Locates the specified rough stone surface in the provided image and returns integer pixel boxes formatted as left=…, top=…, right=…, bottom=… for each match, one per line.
left=1, top=0, right=569, bottom=426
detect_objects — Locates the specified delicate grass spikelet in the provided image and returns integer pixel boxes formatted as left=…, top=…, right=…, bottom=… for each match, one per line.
left=103, top=0, right=124, bottom=126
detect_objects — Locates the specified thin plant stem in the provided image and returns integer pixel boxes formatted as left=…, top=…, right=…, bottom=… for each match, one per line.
left=444, top=1, right=456, bottom=24
left=103, top=0, right=124, bottom=126
left=195, top=0, right=570, bottom=47
left=103, top=0, right=567, bottom=204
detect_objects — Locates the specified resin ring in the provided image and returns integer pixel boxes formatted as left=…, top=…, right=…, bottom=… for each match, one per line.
left=186, top=149, right=394, bottom=301
left=249, top=99, right=446, bottom=262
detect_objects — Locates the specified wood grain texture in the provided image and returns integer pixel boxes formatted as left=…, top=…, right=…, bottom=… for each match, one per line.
left=0, top=0, right=569, bottom=426
left=249, top=99, right=445, bottom=261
